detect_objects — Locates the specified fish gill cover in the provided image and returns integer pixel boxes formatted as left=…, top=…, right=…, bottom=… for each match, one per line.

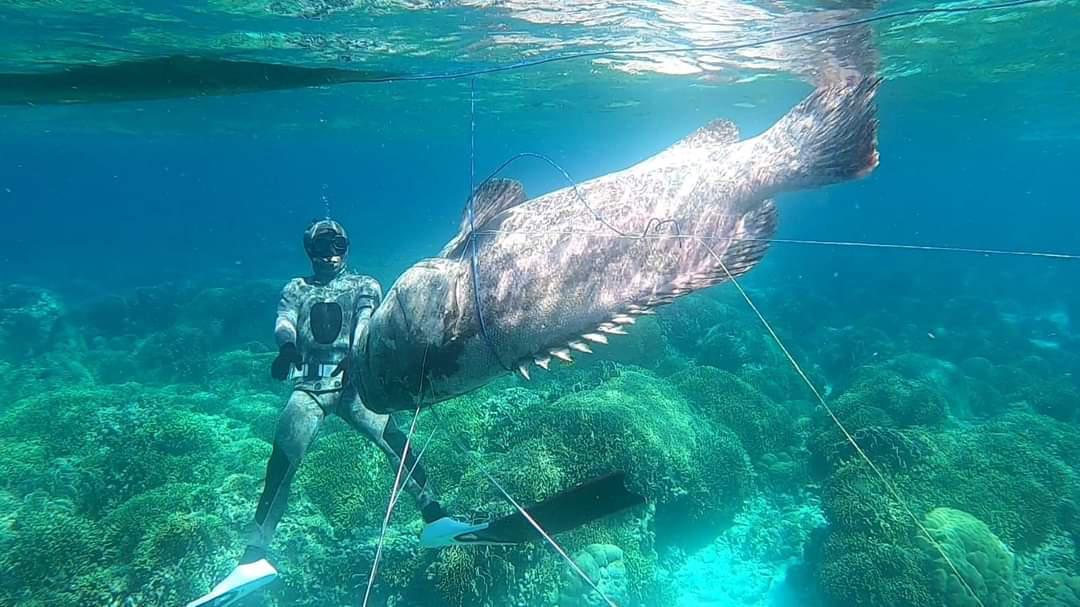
left=0, top=2, right=1078, bottom=607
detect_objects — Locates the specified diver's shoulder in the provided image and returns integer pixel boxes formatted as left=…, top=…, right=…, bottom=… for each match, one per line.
left=282, top=277, right=309, bottom=292
left=343, top=272, right=383, bottom=299
left=342, top=271, right=380, bottom=287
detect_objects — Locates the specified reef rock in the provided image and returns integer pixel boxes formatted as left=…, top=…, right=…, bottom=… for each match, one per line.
left=559, top=543, right=629, bottom=607
left=0, top=284, right=63, bottom=360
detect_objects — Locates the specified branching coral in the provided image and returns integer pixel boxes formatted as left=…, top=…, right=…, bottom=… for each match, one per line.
left=1027, top=573, right=1080, bottom=607
left=430, top=545, right=482, bottom=607
left=86, top=404, right=225, bottom=510
left=820, top=459, right=911, bottom=543
left=656, top=293, right=731, bottom=354
left=0, top=497, right=112, bottom=606
left=834, top=364, right=949, bottom=428
left=815, top=531, right=935, bottom=607
left=0, top=439, right=49, bottom=496
left=815, top=426, right=938, bottom=476
left=297, top=429, right=404, bottom=530
left=133, top=325, right=212, bottom=385
left=1008, top=377, right=1080, bottom=423
left=670, top=364, right=794, bottom=460
left=920, top=428, right=1071, bottom=553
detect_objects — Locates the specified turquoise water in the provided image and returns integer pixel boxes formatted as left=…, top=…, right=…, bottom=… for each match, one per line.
left=0, top=1, right=1078, bottom=607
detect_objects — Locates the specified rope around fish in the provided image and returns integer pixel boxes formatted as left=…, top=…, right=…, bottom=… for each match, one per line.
left=405, top=145, right=1078, bottom=607
left=356, top=0, right=1070, bottom=596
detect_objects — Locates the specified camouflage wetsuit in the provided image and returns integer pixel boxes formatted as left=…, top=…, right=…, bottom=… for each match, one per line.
left=242, top=268, right=444, bottom=561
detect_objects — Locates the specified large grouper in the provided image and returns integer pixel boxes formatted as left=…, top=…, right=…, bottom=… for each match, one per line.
left=355, top=76, right=881, bottom=413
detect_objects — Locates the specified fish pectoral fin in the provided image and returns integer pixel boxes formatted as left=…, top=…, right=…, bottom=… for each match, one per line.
left=440, top=178, right=528, bottom=259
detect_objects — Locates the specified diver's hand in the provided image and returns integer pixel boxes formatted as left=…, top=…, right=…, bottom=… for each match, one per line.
left=271, top=342, right=302, bottom=380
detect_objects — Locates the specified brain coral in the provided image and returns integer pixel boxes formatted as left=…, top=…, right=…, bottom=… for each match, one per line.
left=917, top=507, right=1017, bottom=607
left=559, top=543, right=629, bottom=607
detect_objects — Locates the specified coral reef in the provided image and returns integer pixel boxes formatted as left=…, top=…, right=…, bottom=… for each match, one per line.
left=671, top=365, right=794, bottom=460
left=1, top=272, right=1078, bottom=607
left=833, top=364, right=950, bottom=428
left=0, top=284, right=64, bottom=360
left=1027, top=573, right=1080, bottom=607
left=297, top=428, right=410, bottom=529
left=920, top=507, right=1017, bottom=607
left=558, top=544, right=629, bottom=607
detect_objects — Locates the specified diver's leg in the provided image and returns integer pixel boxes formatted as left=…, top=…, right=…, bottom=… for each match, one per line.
left=241, top=390, right=327, bottom=562
left=339, top=396, right=527, bottom=548
left=185, top=391, right=327, bottom=607
left=338, top=392, right=447, bottom=523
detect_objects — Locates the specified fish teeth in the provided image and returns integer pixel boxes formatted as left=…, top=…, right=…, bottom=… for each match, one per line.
left=568, top=340, right=593, bottom=354
left=598, top=324, right=628, bottom=336
left=534, top=355, right=551, bottom=370
left=550, top=347, right=573, bottom=363
left=516, top=362, right=531, bottom=381
left=582, top=333, right=608, bottom=345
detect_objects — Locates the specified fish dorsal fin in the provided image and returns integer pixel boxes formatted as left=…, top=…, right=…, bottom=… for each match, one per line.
left=440, top=178, right=528, bottom=258
left=677, top=119, right=740, bottom=150
left=649, top=119, right=740, bottom=165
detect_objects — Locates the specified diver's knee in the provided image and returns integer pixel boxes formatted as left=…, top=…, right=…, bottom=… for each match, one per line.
left=272, top=394, right=324, bottom=459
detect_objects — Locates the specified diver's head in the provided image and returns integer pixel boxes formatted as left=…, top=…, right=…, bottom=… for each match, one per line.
left=304, top=219, right=349, bottom=280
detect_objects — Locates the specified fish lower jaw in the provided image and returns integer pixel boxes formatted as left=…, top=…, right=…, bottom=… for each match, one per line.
left=509, top=307, right=657, bottom=381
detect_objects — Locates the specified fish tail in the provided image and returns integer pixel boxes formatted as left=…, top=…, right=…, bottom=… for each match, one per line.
left=765, top=76, right=882, bottom=190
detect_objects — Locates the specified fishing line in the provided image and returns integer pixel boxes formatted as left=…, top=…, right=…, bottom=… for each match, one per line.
left=467, top=79, right=511, bottom=371
left=471, top=227, right=1080, bottom=261
left=703, top=245, right=986, bottom=607
left=745, top=237, right=1080, bottom=260
left=468, top=151, right=1080, bottom=261
left=426, top=406, right=622, bottom=607
left=460, top=138, right=1024, bottom=606
left=359, top=0, right=1068, bottom=589
left=65, top=0, right=1048, bottom=85
left=363, top=80, right=615, bottom=606
left=350, top=0, right=1052, bottom=84
left=385, top=425, right=438, bottom=514
left=362, top=347, right=431, bottom=607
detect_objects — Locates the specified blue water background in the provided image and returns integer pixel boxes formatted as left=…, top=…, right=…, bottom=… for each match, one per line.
left=1, top=6, right=1079, bottom=607
left=2, top=75, right=1077, bottom=307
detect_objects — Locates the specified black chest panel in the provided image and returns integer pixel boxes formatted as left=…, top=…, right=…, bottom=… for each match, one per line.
left=309, top=301, right=345, bottom=345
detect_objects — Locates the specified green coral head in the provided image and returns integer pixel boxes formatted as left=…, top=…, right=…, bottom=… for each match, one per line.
left=917, top=507, right=1017, bottom=607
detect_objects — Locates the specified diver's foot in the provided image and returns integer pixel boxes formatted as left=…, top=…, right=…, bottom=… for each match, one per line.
left=184, top=558, right=278, bottom=607
left=420, top=516, right=515, bottom=548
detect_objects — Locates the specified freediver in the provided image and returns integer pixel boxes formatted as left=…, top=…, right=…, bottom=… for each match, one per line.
left=186, top=218, right=484, bottom=607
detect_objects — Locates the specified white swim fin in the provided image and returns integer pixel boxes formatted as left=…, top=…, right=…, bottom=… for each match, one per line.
left=420, top=473, right=647, bottom=549
left=419, top=517, right=515, bottom=548
left=184, top=558, right=278, bottom=607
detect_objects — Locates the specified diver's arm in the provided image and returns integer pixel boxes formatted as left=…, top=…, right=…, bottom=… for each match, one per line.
left=271, top=281, right=303, bottom=380
left=274, top=281, right=301, bottom=347
left=351, top=277, right=383, bottom=345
